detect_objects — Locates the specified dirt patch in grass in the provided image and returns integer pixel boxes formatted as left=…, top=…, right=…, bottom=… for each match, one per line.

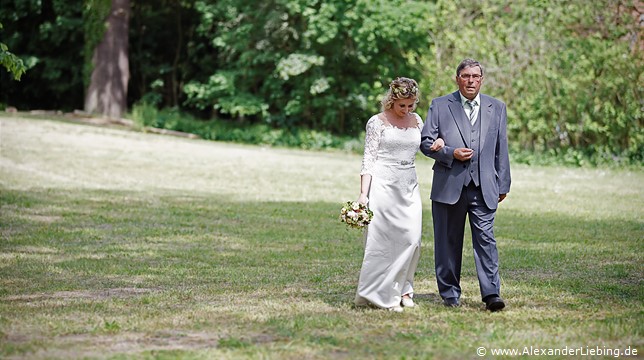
left=6, top=330, right=285, bottom=359
left=3, top=287, right=158, bottom=302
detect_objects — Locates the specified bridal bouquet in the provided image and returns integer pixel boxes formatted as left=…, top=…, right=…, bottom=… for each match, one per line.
left=340, top=201, right=373, bottom=230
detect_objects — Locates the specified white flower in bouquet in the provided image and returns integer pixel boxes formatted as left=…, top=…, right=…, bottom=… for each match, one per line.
left=340, top=201, right=374, bottom=230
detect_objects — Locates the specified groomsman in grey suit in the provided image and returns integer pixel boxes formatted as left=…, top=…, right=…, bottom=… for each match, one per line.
left=420, top=59, right=511, bottom=311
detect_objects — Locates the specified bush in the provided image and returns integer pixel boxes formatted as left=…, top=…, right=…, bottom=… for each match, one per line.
left=130, top=103, right=640, bottom=168
left=129, top=102, right=358, bottom=152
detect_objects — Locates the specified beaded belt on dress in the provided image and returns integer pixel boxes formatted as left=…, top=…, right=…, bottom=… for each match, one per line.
left=380, top=159, right=415, bottom=166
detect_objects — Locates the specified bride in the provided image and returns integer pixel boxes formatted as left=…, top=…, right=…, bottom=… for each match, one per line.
left=354, top=77, right=443, bottom=312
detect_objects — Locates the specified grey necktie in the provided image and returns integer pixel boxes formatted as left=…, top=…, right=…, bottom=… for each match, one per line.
left=466, top=100, right=477, bottom=125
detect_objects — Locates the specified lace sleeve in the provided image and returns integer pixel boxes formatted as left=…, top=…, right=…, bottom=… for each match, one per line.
left=360, top=116, right=382, bottom=176
left=414, top=112, right=424, bottom=129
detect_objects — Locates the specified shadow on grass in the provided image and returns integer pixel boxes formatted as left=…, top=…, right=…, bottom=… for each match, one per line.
left=1, top=188, right=642, bottom=310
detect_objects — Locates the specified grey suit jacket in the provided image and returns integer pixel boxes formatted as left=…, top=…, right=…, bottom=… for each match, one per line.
left=420, top=91, right=511, bottom=210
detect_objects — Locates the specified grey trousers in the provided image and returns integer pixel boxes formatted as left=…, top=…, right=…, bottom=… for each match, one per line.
left=432, top=183, right=501, bottom=301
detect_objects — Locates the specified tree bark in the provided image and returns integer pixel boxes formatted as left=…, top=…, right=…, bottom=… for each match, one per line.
left=84, top=0, right=130, bottom=118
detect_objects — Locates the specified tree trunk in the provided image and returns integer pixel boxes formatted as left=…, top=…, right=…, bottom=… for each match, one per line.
left=84, top=0, right=130, bottom=118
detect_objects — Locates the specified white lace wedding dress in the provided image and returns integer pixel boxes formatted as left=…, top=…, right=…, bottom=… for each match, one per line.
left=354, top=113, right=423, bottom=309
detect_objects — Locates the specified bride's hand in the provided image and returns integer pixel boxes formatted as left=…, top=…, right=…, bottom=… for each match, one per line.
left=357, top=193, right=369, bottom=205
left=430, top=138, right=445, bottom=151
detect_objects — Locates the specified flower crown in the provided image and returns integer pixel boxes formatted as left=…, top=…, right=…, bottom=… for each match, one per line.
left=391, top=83, right=419, bottom=98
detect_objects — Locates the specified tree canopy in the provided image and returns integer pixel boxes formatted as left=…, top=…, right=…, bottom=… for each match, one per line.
left=1, top=0, right=642, bottom=163
left=0, top=22, right=26, bottom=81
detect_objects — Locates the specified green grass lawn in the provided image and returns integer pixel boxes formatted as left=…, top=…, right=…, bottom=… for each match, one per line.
left=1, top=116, right=642, bottom=359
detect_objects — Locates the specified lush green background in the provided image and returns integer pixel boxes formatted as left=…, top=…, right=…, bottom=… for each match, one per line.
left=1, top=116, right=642, bottom=359
left=0, top=0, right=642, bottom=165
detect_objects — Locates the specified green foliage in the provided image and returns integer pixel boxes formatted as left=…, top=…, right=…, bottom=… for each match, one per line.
left=0, top=43, right=26, bottom=81
left=128, top=1, right=204, bottom=108
left=182, top=0, right=641, bottom=164
left=187, top=0, right=432, bottom=134
left=130, top=101, right=359, bottom=151
left=0, top=23, right=27, bottom=80
left=421, top=0, right=642, bottom=165
left=1, top=0, right=641, bottom=165
left=0, top=0, right=84, bottom=110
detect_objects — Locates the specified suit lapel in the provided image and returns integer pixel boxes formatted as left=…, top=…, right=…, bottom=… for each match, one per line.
left=479, top=95, right=493, bottom=152
left=448, top=92, right=470, bottom=147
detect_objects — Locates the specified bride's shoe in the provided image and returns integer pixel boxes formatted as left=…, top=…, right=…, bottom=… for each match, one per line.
left=388, top=306, right=404, bottom=313
left=401, top=296, right=414, bottom=308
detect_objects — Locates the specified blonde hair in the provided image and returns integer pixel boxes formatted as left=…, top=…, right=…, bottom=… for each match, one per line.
left=380, top=77, right=420, bottom=111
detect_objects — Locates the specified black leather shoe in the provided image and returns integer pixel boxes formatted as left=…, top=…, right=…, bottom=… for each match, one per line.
left=484, top=296, right=505, bottom=312
left=443, top=297, right=460, bottom=307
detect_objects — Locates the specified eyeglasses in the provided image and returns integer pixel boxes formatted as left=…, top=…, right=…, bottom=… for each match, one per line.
left=459, top=74, right=482, bottom=81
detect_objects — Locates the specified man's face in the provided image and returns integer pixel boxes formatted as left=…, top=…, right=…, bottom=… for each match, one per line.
left=456, top=65, right=483, bottom=100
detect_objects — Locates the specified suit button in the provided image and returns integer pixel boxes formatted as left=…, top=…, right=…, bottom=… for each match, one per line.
left=463, top=165, right=466, bottom=168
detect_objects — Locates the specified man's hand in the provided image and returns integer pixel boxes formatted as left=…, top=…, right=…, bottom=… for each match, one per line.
left=453, top=148, right=474, bottom=161
left=498, top=194, right=507, bottom=203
